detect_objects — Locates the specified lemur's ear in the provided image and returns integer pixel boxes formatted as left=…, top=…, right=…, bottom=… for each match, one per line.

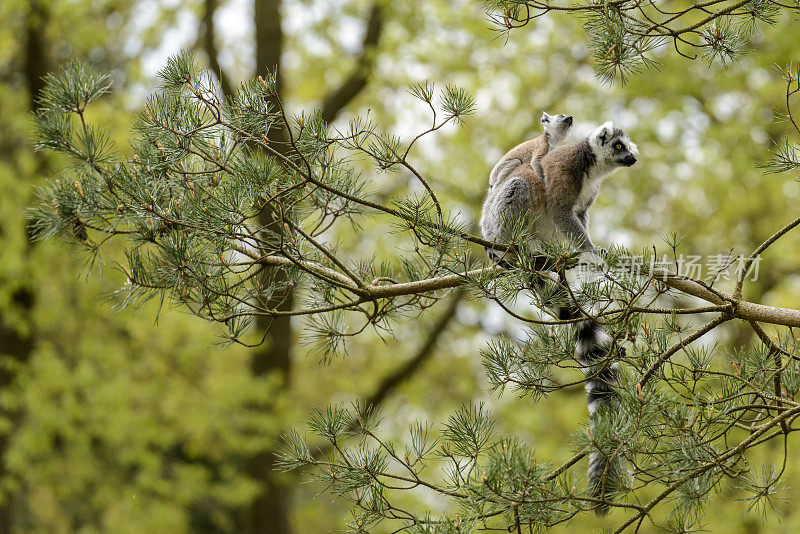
left=541, top=112, right=551, bottom=123
left=592, top=121, right=614, bottom=146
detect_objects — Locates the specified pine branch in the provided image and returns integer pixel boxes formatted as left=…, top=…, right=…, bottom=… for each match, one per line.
left=637, top=313, right=732, bottom=389
left=485, top=0, right=789, bottom=81
left=30, top=54, right=800, bottom=531
left=246, top=250, right=800, bottom=327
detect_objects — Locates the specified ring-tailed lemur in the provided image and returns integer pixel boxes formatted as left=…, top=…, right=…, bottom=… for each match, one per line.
left=480, top=121, right=638, bottom=515
left=575, top=317, right=622, bottom=515
left=480, top=112, right=573, bottom=266
left=482, top=121, right=637, bottom=254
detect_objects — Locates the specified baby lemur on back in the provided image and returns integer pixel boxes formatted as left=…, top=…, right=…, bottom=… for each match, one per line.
left=480, top=112, right=574, bottom=265
left=487, top=112, right=574, bottom=191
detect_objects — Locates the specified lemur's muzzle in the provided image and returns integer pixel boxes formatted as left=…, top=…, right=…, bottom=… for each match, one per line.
left=622, top=155, right=637, bottom=166
left=564, top=116, right=573, bottom=126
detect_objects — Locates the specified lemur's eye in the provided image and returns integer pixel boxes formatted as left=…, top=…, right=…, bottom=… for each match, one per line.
left=614, top=143, right=623, bottom=150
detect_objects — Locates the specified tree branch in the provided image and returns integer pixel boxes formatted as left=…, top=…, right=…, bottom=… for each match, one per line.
left=749, top=319, right=790, bottom=432
left=319, top=2, right=385, bottom=123
left=655, top=269, right=800, bottom=327
left=637, top=313, right=731, bottom=389
left=734, top=214, right=800, bottom=298
left=249, top=252, right=800, bottom=327
left=202, top=0, right=235, bottom=98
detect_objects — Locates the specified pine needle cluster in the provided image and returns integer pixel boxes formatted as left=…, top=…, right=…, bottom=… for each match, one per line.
left=481, top=0, right=794, bottom=82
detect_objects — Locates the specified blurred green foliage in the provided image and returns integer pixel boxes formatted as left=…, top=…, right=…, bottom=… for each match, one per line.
left=3, top=0, right=800, bottom=532
left=0, top=1, right=277, bottom=531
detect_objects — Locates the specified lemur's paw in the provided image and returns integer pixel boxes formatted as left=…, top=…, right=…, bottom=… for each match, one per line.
left=579, top=249, right=606, bottom=269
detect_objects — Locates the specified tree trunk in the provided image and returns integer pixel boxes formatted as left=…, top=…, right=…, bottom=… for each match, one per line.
left=242, top=1, right=387, bottom=530
left=0, top=2, right=51, bottom=531
left=24, top=0, right=49, bottom=104
left=243, top=2, right=294, bottom=534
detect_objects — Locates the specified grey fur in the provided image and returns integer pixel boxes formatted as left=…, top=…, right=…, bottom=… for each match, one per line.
left=480, top=112, right=573, bottom=250
left=539, top=123, right=638, bottom=252
left=482, top=176, right=531, bottom=244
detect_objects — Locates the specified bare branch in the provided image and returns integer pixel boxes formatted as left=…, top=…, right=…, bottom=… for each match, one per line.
left=656, top=269, right=800, bottom=327
left=246, top=251, right=800, bottom=328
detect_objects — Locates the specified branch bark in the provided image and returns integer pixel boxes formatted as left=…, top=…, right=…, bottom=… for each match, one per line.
left=637, top=313, right=731, bottom=389
left=250, top=253, right=800, bottom=328
left=749, top=319, right=790, bottom=433
left=654, top=269, right=800, bottom=327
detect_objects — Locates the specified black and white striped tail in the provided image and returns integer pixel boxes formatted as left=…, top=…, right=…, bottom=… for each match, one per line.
left=574, top=318, right=620, bottom=515
left=545, top=274, right=620, bottom=515
left=490, top=255, right=622, bottom=513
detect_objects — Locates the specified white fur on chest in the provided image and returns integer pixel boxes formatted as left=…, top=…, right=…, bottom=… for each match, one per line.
left=574, top=175, right=603, bottom=214
left=574, top=165, right=618, bottom=214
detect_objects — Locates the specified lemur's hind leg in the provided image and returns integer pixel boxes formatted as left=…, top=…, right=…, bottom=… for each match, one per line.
left=488, top=158, right=523, bottom=188
left=525, top=270, right=576, bottom=320
left=482, top=177, right=531, bottom=268
left=486, top=177, right=573, bottom=317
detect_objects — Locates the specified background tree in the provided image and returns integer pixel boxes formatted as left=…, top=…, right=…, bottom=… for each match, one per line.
left=7, top=0, right=800, bottom=532
left=28, top=0, right=800, bottom=531
left=0, top=1, right=276, bottom=531
left=1, top=1, right=464, bottom=532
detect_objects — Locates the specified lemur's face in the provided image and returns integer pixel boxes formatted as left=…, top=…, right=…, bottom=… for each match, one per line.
left=590, top=122, right=638, bottom=167
left=540, top=112, right=573, bottom=141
